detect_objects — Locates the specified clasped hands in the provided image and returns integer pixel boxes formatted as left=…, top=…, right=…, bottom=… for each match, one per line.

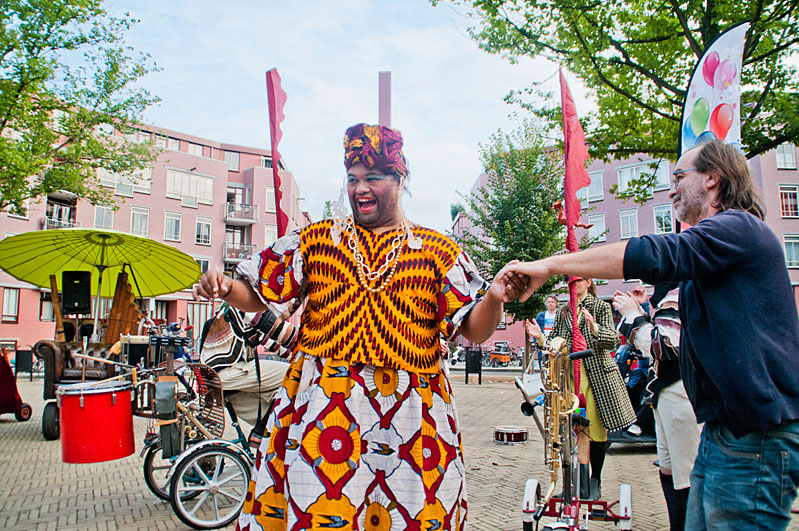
left=490, top=259, right=551, bottom=303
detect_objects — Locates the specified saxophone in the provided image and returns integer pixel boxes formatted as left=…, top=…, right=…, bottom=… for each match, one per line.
left=540, top=337, right=581, bottom=502
left=517, top=337, right=580, bottom=505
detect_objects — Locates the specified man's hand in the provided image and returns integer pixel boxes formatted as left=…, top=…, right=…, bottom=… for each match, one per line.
left=193, top=267, right=233, bottom=302
left=491, top=260, right=529, bottom=303
left=503, top=260, right=551, bottom=302
left=611, top=290, right=642, bottom=316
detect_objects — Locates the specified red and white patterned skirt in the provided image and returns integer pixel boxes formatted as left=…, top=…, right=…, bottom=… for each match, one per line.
left=237, top=352, right=467, bottom=531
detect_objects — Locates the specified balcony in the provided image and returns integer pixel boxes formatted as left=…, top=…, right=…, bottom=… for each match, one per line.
left=224, top=243, right=257, bottom=263
left=42, top=217, right=79, bottom=230
left=224, top=202, right=258, bottom=225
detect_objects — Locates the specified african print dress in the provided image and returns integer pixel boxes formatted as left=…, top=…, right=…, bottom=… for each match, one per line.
left=235, top=219, right=488, bottom=531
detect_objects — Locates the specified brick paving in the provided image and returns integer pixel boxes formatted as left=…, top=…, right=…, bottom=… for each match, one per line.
left=2, top=373, right=797, bottom=530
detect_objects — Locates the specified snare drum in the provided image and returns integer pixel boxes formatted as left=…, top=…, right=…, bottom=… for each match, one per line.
left=57, top=381, right=135, bottom=463
left=493, top=426, right=529, bottom=445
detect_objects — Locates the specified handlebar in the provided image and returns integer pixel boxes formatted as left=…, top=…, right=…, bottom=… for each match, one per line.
left=569, top=349, right=594, bottom=360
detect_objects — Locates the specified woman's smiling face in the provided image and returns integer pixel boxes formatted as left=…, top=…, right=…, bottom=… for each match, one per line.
left=346, top=163, right=404, bottom=231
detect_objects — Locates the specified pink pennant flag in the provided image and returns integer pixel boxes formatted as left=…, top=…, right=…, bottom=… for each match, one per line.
left=266, top=68, right=289, bottom=237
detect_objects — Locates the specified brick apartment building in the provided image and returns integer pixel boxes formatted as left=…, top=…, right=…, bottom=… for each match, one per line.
left=452, top=142, right=799, bottom=350
left=0, top=123, right=311, bottom=358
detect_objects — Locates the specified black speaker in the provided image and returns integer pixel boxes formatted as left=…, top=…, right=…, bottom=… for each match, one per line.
left=62, top=271, right=92, bottom=315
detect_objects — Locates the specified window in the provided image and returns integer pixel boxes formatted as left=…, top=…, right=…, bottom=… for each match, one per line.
left=653, top=204, right=674, bottom=234
left=154, top=300, right=169, bottom=321
left=785, top=235, right=799, bottom=268
left=164, top=212, right=181, bottom=242
left=167, top=137, right=180, bottom=151
left=196, top=217, right=212, bottom=245
left=577, top=171, right=604, bottom=207
left=224, top=151, right=240, bottom=172
left=98, top=167, right=116, bottom=188
left=115, top=173, right=134, bottom=197
left=133, top=167, right=152, bottom=194
left=262, top=156, right=273, bottom=168
left=617, top=160, right=669, bottom=194
left=40, top=292, right=54, bottom=322
left=94, top=205, right=114, bottom=230
left=7, top=197, right=29, bottom=219
left=96, top=123, right=114, bottom=136
left=265, top=186, right=276, bottom=213
left=195, top=258, right=210, bottom=273
left=776, top=143, right=797, bottom=170
left=587, top=213, right=606, bottom=242
left=2, top=288, right=19, bottom=323
left=780, top=185, right=799, bottom=218
left=131, top=207, right=149, bottom=237
left=154, top=135, right=168, bottom=149
left=265, top=224, right=278, bottom=247
left=166, top=169, right=213, bottom=206
left=187, top=142, right=204, bottom=157
left=620, top=209, right=638, bottom=239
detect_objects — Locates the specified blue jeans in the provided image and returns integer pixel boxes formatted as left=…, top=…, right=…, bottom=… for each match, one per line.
left=686, top=420, right=799, bottom=530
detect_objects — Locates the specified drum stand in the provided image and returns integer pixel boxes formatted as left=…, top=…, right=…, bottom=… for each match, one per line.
left=516, top=339, right=632, bottom=531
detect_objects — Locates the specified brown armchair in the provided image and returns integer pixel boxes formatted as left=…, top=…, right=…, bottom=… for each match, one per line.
left=34, top=340, right=117, bottom=401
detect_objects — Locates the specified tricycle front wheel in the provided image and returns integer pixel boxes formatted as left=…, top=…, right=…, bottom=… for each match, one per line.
left=42, top=401, right=59, bottom=440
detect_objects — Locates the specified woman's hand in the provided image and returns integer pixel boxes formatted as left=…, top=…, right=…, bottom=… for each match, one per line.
left=611, top=290, right=641, bottom=316
left=632, top=286, right=649, bottom=305
left=525, top=319, right=543, bottom=340
left=581, top=307, right=598, bottom=334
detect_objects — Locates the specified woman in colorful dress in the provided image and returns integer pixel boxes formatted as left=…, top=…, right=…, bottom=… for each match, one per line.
left=527, top=277, right=635, bottom=500
left=194, top=123, right=521, bottom=531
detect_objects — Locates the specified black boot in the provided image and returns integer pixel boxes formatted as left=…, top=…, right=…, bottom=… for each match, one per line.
left=579, top=464, right=591, bottom=499
left=659, top=471, right=689, bottom=530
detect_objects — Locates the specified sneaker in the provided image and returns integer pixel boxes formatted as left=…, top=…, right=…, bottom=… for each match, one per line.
left=626, top=424, right=643, bottom=436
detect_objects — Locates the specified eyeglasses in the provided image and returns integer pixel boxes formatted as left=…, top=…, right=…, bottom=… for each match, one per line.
left=671, top=167, right=697, bottom=187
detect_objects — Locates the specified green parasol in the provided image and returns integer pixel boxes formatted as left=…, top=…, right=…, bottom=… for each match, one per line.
left=0, top=228, right=201, bottom=300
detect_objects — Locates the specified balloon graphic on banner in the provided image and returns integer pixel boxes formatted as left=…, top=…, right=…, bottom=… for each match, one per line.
left=683, top=120, right=697, bottom=150
left=709, top=103, right=734, bottom=140
left=697, top=131, right=717, bottom=144
left=690, top=98, right=710, bottom=136
left=703, top=52, right=720, bottom=86
left=679, top=23, right=749, bottom=156
left=714, top=60, right=737, bottom=91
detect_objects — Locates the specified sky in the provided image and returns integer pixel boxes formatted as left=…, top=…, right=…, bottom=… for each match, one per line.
left=109, top=0, right=590, bottom=233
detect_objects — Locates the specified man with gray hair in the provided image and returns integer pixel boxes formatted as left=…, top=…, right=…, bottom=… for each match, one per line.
left=504, top=140, right=799, bottom=529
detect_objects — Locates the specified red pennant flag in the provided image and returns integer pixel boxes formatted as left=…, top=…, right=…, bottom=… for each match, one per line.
left=266, top=68, right=289, bottom=237
left=560, top=68, right=592, bottom=238
left=560, top=68, right=591, bottom=403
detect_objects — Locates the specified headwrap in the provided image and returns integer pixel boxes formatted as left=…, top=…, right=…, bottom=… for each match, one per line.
left=343, top=123, right=409, bottom=179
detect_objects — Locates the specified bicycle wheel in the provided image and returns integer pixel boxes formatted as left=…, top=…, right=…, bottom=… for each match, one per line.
left=169, top=445, right=251, bottom=529
left=143, top=443, right=174, bottom=501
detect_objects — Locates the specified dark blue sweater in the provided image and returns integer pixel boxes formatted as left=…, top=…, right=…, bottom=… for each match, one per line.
left=624, top=209, right=799, bottom=436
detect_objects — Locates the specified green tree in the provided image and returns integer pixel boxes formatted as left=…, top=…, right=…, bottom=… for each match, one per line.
left=455, top=120, right=565, bottom=335
left=450, top=202, right=465, bottom=220
left=0, top=0, right=159, bottom=213
left=322, top=200, right=334, bottom=219
left=436, top=0, right=799, bottom=200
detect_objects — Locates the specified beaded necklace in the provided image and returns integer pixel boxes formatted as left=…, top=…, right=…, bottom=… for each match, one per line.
left=343, top=216, right=419, bottom=293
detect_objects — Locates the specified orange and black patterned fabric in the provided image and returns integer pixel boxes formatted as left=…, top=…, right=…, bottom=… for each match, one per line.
left=239, top=219, right=487, bottom=373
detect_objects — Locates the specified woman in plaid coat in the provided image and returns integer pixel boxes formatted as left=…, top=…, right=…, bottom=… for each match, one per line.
left=528, top=277, right=635, bottom=499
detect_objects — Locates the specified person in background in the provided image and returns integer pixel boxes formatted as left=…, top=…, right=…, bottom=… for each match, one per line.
left=527, top=277, right=635, bottom=500
left=529, top=294, right=558, bottom=371
left=194, top=123, right=522, bottom=531
left=613, top=285, right=700, bottom=530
